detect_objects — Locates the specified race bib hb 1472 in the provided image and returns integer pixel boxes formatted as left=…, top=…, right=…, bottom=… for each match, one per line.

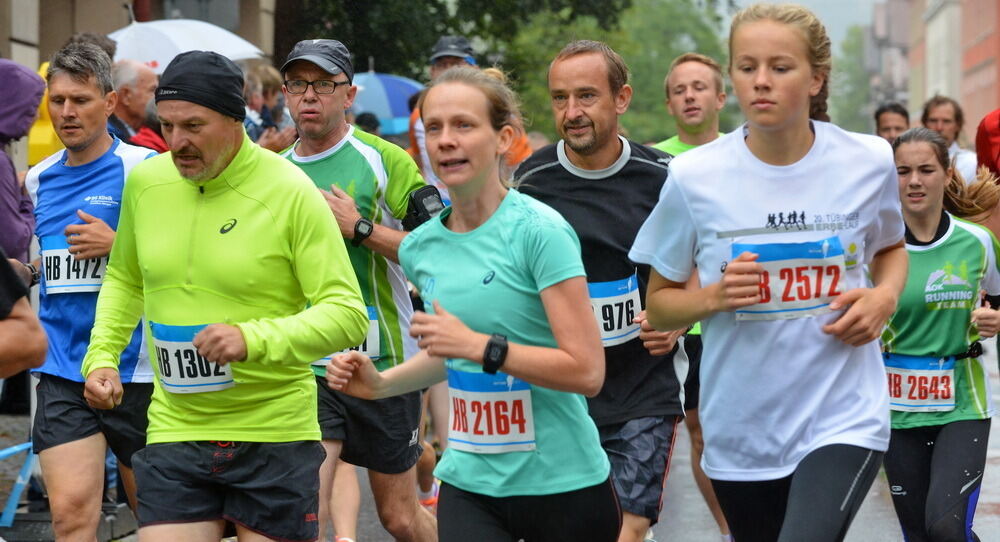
left=40, top=235, right=107, bottom=294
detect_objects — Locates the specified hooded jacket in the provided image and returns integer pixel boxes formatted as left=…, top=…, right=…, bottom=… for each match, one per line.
left=0, top=60, right=45, bottom=261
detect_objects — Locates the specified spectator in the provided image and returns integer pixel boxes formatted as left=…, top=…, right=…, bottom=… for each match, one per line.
left=874, top=102, right=909, bottom=144
left=63, top=32, right=116, bottom=60
left=922, top=95, right=977, bottom=183
left=109, top=60, right=158, bottom=144
left=354, top=112, right=381, bottom=135
left=0, top=59, right=44, bottom=262
left=129, top=99, right=168, bottom=153
left=976, top=108, right=1000, bottom=178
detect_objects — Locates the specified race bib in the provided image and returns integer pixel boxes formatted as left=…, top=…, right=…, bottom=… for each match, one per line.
left=588, top=274, right=641, bottom=346
left=150, top=322, right=235, bottom=394
left=733, top=237, right=846, bottom=321
left=40, top=235, right=107, bottom=294
left=313, top=306, right=380, bottom=366
left=447, top=369, right=535, bottom=454
left=884, top=353, right=956, bottom=412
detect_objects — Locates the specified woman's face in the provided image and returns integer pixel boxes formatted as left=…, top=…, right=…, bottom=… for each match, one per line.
left=729, top=20, right=824, bottom=132
left=896, top=141, right=949, bottom=218
left=422, top=82, right=512, bottom=193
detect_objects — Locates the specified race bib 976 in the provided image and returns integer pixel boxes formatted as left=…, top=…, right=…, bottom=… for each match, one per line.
left=40, top=235, right=107, bottom=294
left=733, top=237, right=846, bottom=321
left=447, top=369, right=535, bottom=454
left=150, top=322, right=235, bottom=394
left=588, top=274, right=641, bottom=347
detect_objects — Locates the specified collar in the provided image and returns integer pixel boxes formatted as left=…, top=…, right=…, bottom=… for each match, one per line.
left=187, top=131, right=257, bottom=196
left=904, top=210, right=950, bottom=246
left=555, top=135, right=631, bottom=179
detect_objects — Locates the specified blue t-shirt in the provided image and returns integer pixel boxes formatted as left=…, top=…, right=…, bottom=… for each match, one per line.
left=399, top=189, right=610, bottom=496
left=26, top=138, right=154, bottom=382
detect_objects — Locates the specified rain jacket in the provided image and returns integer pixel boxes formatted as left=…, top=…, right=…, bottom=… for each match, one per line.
left=0, top=60, right=44, bottom=261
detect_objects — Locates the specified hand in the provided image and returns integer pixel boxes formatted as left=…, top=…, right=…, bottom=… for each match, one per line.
left=319, top=185, right=363, bottom=238
left=64, top=210, right=115, bottom=259
left=634, top=310, right=684, bottom=355
left=409, top=300, right=486, bottom=361
left=84, top=368, right=123, bottom=409
left=713, top=252, right=764, bottom=311
left=972, top=292, right=1000, bottom=338
left=822, top=287, right=897, bottom=346
left=257, top=126, right=297, bottom=153
left=7, top=259, right=30, bottom=287
left=17, top=170, right=27, bottom=192
left=192, top=324, right=248, bottom=365
left=325, top=351, right=382, bottom=399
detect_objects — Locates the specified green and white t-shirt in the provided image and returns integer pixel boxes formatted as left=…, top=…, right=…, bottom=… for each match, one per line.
left=283, top=126, right=426, bottom=372
left=883, top=212, right=1000, bottom=428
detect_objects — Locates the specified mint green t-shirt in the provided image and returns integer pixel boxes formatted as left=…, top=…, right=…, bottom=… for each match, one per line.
left=399, top=189, right=610, bottom=496
left=883, top=214, right=1000, bottom=429
left=283, top=126, right=426, bottom=373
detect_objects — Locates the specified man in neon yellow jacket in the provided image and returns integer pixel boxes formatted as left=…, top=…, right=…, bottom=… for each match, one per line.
left=81, top=51, right=367, bottom=542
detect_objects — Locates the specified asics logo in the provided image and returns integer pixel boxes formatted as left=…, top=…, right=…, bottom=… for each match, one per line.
left=483, top=271, right=495, bottom=284
left=220, top=219, right=238, bottom=234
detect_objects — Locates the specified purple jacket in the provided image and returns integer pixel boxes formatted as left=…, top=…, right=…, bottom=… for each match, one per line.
left=0, top=59, right=44, bottom=261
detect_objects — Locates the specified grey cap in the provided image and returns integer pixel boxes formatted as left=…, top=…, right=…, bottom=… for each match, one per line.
left=430, top=36, right=475, bottom=63
left=281, top=39, right=354, bottom=82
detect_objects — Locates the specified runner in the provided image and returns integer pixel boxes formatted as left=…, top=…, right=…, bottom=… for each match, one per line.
left=630, top=5, right=908, bottom=542
left=652, top=51, right=732, bottom=542
left=22, top=42, right=154, bottom=541
left=883, top=126, right=1000, bottom=542
left=81, top=50, right=368, bottom=542
left=0, top=250, right=47, bottom=376
left=874, top=102, right=909, bottom=144
left=921, top=95, right=977, bottom=184
left=328, top=66, right=620, bottom=542
left=279, top=38, right=436, bottom=542
left=514, top=40, right=683, bottom=542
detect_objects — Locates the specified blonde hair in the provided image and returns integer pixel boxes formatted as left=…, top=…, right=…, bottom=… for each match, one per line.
left=728, top=3, right=831, bottom=122
left=664, top=52, right=725, bottom=96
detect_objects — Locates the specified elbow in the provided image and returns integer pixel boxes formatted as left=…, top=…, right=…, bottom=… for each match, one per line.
left=344, top=306, right=369, bottom=347
left=28, top=328, right=47, bottom=369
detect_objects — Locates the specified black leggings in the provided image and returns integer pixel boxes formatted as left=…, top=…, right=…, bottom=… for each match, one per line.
left=711, top=444, right=882, bottom=542
left=437, top=477, right=621, bottom=542
left=884, top=418, right=991, bottom=542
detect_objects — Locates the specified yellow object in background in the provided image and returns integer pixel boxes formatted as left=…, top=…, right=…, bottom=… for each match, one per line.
left=27, top=62, right=62, bottom=166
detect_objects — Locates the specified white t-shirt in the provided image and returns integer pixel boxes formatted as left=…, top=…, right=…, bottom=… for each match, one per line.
left=949, top=141, right=978, bottom=184
left=629, top=121, right=904, bottom=481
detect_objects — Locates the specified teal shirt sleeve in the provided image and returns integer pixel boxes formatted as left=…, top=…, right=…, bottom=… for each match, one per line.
left=82, top=169, right=147, bottom=377
left=523, top=212, right=587, bottom=291
left=238, top=175, right=368, bottom=365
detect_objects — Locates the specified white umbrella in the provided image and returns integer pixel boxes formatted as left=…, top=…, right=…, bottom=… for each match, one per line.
left=108, top=19, right=263, bottom=74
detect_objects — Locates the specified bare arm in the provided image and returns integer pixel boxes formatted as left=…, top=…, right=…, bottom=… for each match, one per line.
left=0, top=297, right=47, bottom=377
left=822, top=241, right=908, bottom=346
left=326, top=349, right=446, bottom=400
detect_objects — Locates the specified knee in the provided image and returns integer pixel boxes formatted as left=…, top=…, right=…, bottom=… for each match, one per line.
left=49, top=493, right=99, bottom=535
left=376, top=498, right=418, bottom=537
left=926, top=515, right=971, bottom=542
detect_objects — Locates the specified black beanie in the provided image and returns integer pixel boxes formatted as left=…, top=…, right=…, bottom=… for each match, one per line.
left=155, top=51, right=246, bottom=122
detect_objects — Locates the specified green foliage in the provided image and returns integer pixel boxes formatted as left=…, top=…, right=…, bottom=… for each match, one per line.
left=829, top=25, right=871, bottom=133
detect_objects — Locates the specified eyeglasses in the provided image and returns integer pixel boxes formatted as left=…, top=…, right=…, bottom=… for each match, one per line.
left=284, top=80, right=351, bottom=95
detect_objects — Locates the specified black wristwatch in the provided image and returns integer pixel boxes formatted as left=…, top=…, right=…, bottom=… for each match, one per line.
left=352, top=217, right=374, bottom=247
left=482, top=333, right=508, bottom=374
left=23, top=261, right=40, bottom=287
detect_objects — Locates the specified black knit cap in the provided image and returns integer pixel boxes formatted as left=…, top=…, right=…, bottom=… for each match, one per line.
left=155, top=51, right=246, bottom=121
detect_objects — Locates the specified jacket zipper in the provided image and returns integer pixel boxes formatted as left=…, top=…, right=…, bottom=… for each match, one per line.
left=186, top=185, right=205, bottom=284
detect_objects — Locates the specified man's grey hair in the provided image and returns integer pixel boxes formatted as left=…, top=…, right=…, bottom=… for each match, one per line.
left=112, top=59, right=144, bottom=92
left=47, top=42, right=114, bottom=94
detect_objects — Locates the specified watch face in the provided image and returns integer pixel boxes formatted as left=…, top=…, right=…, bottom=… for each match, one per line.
left=486, top=345, right=500, bottom=361
left=359, top=221, right=373, bottom=235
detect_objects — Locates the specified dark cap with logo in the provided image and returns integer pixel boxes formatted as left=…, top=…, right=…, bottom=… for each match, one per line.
left=155, top=51, right=246, bottom=121
left=430, top=36, right=475, bottom=64
left=281, top=39, right=354, bottom=83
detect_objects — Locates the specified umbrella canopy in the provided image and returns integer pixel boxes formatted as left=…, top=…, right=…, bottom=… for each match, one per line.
left=352, top=72, right=424, bottom=136
left=109, top=19, right=263, bottom=74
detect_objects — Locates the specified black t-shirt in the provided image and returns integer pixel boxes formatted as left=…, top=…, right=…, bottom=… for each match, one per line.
left=514, top=137, right=683, bottom=425
left=0, top=247, right=28, bottom=319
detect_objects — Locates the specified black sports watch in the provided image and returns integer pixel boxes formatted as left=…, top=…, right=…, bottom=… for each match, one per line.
left=352, top=217, right=374, bottom=247
left=482, top=333, right=508, bottom=374
left=23, top=261, right=40, bottom=287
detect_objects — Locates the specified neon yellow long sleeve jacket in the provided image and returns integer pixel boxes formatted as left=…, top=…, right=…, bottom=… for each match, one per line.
left=83, top=133, right=367, bottom=443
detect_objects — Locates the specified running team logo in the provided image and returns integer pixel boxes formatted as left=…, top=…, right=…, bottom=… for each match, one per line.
left=83, top=195, right=118, bottom=207
left=765, top=210, right=807, bottom=229
left=923, top=261, right=974, bottom=310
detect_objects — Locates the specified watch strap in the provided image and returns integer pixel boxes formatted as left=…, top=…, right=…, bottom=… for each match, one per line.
left=482, top=333, right=508, bottom=374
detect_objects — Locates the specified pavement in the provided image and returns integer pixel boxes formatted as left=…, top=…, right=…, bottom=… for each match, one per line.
left=1, top=342, right=998, bottom=541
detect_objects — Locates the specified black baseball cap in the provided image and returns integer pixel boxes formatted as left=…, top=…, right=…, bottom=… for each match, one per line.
left=281, top=39, right=354, bottom=83
left=429, top=36, right=475, bottom=64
